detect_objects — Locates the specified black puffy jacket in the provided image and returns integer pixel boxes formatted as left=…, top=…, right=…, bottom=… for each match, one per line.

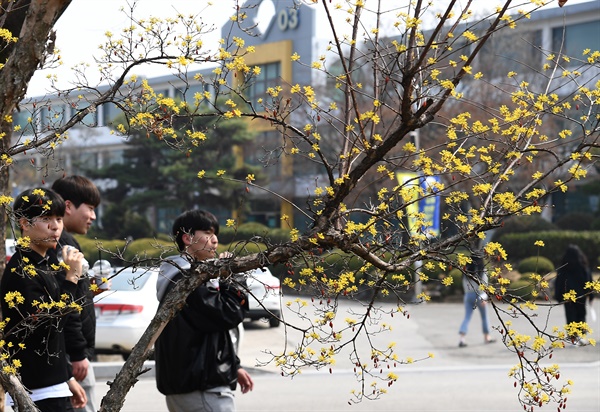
left=49, top=232, right=96, bottom=361
left=1, top=247, right=76, bottom=389
left=155, top=259, right=246, bottom=395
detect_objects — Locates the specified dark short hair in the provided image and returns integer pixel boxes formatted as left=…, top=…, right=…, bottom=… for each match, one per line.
left=13, top=188, right=66, bottom=221
left=172, top=210, right=219, bottom=252
left=52, top=175, right=101, bottom=208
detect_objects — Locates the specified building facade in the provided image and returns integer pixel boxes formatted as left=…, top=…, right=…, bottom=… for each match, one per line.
left=12, top=0, right=600, bottom=233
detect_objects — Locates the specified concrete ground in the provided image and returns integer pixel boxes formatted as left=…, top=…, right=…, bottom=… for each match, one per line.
left=92, top=299, right=600, bottom=411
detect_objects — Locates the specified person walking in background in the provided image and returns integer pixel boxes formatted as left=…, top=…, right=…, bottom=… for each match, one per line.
left=49, top=175, right=102, bottom=412
left=155, top=209, right=253, bottom=412
left=1, top=188, right=87, bottom=411
left=458, top=254, right=496, bottom=347
left=554, top=244, right=593, bottom=344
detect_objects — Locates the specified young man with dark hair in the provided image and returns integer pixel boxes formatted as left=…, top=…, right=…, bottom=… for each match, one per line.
left=50, top=175, right=101, bottom=412
left=1, top=188, right=87, bottom=411
left=155, top=209, right=254, bottom=412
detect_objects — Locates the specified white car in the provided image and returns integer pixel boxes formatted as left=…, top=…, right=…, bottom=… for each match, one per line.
left=5, top=238, right=16, bottom=262
left=240, top=268, right=282, bottom=328
left=94, top=266, right=244, bottom=359
left=94, top=267, right=160, bottom=359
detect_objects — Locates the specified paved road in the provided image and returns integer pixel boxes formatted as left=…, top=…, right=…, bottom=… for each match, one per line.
left=92, top=299, right=600, bottom=411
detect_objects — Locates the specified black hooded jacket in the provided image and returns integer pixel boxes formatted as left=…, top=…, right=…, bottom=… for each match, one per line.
left=155, top=255, right=246, bottom=395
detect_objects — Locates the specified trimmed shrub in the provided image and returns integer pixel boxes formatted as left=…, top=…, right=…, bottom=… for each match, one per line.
left=268, top=228, right=292, bottom=244
left=219, top=222, right=271, bottom=244
left=419, top=260, right=444, bottom=283
left=498, top=230, right=600, bottom=268
left=517, top=256, right=555, bottom=275
left=76, top=236, right=127, bottom=266
left=507, top=279, right=536, bottom=299
left=555, top=212, right=596, bottom=232
left=121, top=237, right=175, bottom=264
left=491, top=215, right=557, bottom=242
left=226, top=241, right=268, bottom=256
left=447, top=268, right=463, bottom=294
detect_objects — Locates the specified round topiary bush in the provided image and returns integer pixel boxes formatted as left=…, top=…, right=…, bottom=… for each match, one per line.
left=507, top=279, right=536, bottom=299
left=517, top=256, right=555, bottom=275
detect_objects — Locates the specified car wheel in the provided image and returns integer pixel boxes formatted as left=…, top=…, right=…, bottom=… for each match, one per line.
left=269, top=316, right=281, bottom=328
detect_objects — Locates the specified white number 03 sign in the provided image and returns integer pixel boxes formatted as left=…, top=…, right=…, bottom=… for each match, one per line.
left=277, top=8, right=298, bottom=31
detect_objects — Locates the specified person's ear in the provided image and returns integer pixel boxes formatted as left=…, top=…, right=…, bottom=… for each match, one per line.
left=182, top=232, right=193, bottom=246
left=64, top=200, right=74, bottom=215
left=18, top=217, right=29, bottom=232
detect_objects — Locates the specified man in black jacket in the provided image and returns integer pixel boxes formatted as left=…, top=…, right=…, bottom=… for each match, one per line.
left=50, top=176, right=102, bottom=412
left=155, top=209, right=253, bottom=412
left=1, top=188, right=87, bottom=411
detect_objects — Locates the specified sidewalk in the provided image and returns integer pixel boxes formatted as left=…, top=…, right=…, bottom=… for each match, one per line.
left=91, top=299, right=600, bottom=411
left=94, top=299, right=600, bottom=378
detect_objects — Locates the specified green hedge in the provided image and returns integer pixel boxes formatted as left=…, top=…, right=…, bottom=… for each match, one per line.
left=121, top=237, right=176, bottom=263
left=77, top=236, right=175, bottom=266
left=498, top=230, right=600, bottom=267
left=278, top=248, right=370, bottom=292
left=491, top=215, right=557, bottom=242
left=507, top=279, right=536, bottom=299
left=219, top=222, right=285, bottom=244
left=447, top=268, right=463, bottom=294
left=76, top=236, right=127, bottom=266
left=517, top=256, right=555, bottom=275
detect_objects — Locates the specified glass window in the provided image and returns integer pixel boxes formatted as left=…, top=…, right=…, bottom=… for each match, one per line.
left=102, top=102, right=122, bottom=127
left=37, top=104, right=69, bottom=131
left=102, top=149, right=125, bottom=166
left=247, top=62, right=281, bottom=102
left=13, top=110, right=35, bottom=135
left=552, top=21, right=600, bottom=59
left=175, top=83, right=212, bottom=109
left=73, top=151, right=99, bottom=173
left=155, top=89, right=170, bottom=98
left=478, top=29, right=542, bottom=74
left=73, top=102, right=97, bottom=127
left=107, top=267, right=155, bottom=291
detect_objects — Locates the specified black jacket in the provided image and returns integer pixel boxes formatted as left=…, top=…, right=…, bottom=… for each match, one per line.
left=155, top=256, right=246, bottom=395
left=554, top=264, right=592, bottom=303
left=48, top=232, right=96, bottom=361
left=1, top=247, right=77, bottom=389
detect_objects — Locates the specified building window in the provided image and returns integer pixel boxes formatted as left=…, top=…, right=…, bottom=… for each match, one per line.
left=73, top=103, right=97, bottom=127
left=101, top=149, right=125, bottom=166
left=13, top=109, right=35, bottom=135
left=40, top=104, right=68, bottom=131
left=552, top=21, right=600, bottom=59
left=490, top=29, right=542, bottom=73
left=174, top=83, right=213, bottom=110
left=102, top=102, right=122, bottom=127
left=247, top=62, right=281, bottom=102
left=73, top=151, right=99, bottom=173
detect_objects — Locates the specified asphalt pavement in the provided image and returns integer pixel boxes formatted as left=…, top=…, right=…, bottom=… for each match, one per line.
left=92, top=299, right=600, bottom=411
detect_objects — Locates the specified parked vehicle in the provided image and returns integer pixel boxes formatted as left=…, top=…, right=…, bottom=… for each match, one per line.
left=239, top=267, right=282, bottom=327
left=5, top=238, right=16, bottom=263
left=94, top=266, right=244, bottom=359
left=94, top=267, right=160, bottom=359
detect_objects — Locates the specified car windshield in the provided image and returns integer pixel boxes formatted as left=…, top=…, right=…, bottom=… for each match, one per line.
left=108, top=269, right=155, bottom=291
